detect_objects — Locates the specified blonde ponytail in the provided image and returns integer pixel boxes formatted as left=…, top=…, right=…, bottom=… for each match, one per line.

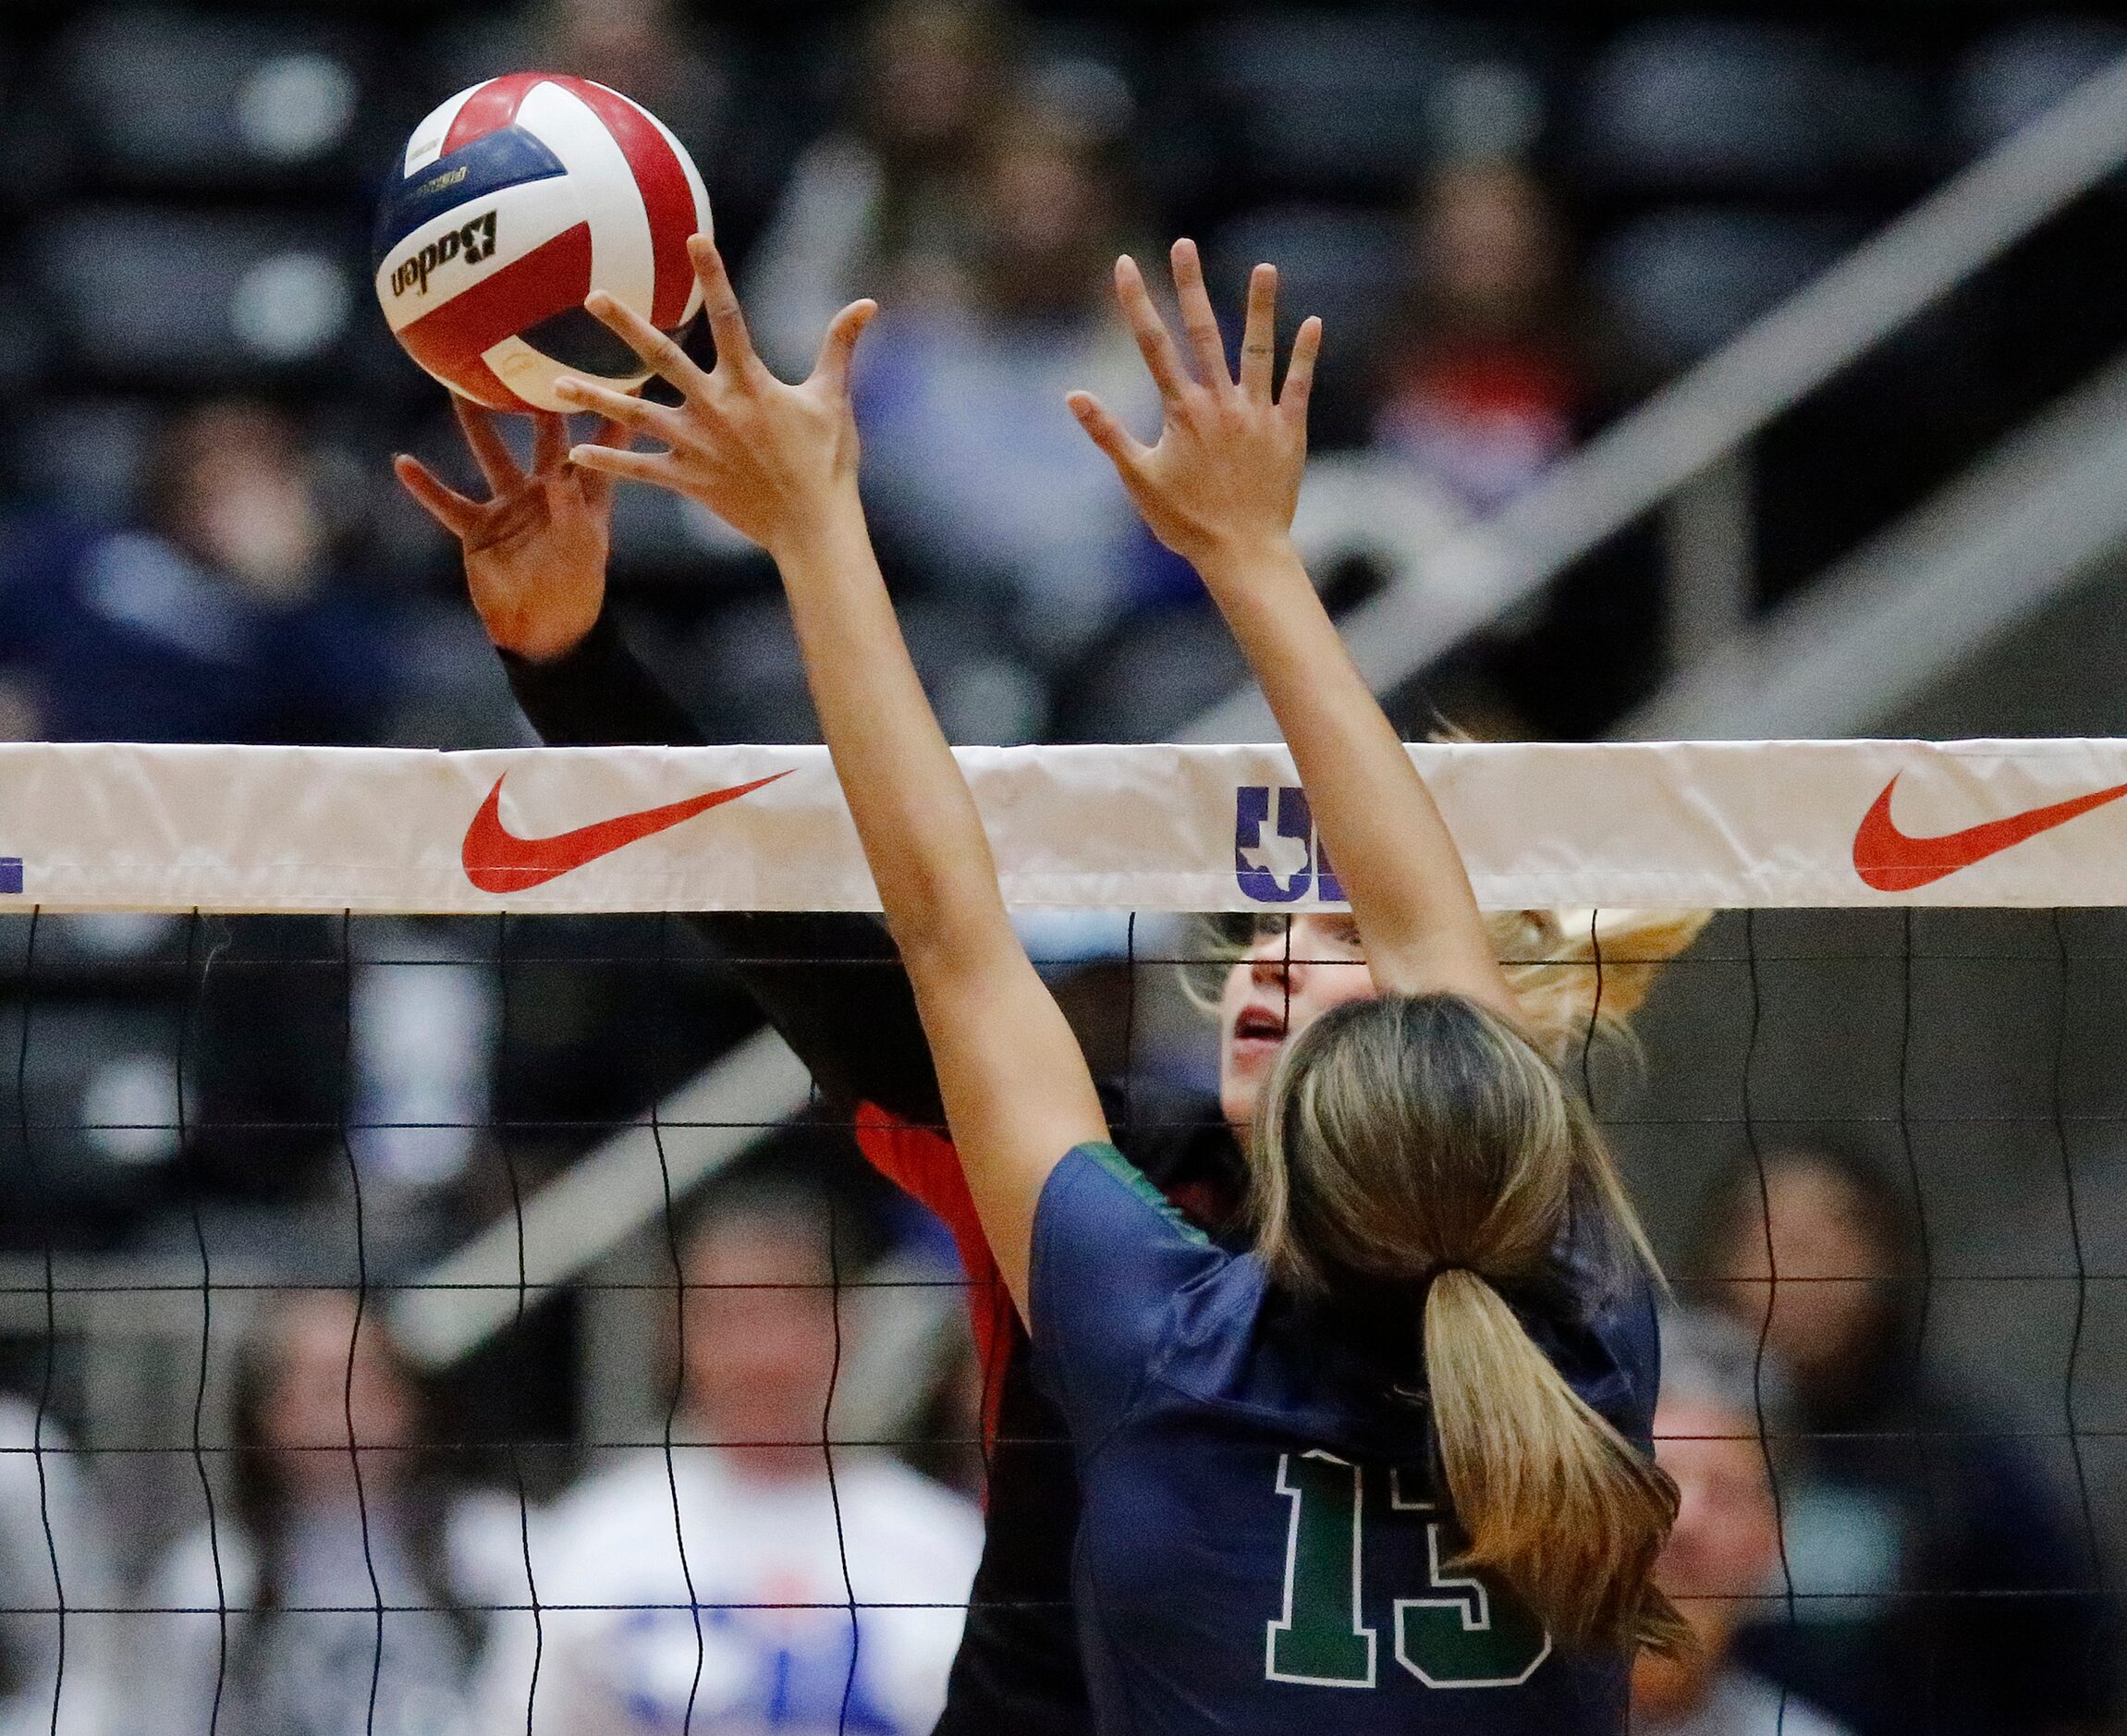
left=1424, top=1268, right=1689, bottom=1654
left=1253, top=992, right=1689, bottom=1657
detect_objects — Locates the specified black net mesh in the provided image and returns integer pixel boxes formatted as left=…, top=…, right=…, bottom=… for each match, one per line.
left=0, top=903, right=2118, bottom=1736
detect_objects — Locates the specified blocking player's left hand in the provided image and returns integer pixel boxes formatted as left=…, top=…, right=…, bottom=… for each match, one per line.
left=558, top=236, right=877, bottom=559
left=1069, top=238, right=1320, bottom=579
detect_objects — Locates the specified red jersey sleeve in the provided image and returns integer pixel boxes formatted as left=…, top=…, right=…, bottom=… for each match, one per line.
left=853, top=1103, right=1016, bottom=1445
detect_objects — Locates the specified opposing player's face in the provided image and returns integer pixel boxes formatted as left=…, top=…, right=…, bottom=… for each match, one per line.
left=1217, top=913, right=1378, bottom=1136
left=681, top=1219, right=840, bottom=1478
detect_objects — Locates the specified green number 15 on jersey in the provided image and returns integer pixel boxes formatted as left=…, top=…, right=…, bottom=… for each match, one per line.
left=1268, top=1449, right=1552, bottom=1691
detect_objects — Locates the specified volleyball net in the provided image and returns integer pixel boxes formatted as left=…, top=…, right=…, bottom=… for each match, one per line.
left=0, top=737, right=2119, bottom=1735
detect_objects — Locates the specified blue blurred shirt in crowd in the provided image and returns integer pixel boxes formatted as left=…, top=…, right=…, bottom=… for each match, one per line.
left=0, top=515, right=401, bottom=746
left=853, top=308, right=1194, bottom=661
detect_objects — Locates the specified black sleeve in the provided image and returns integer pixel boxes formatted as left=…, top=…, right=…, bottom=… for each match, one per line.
left=500, top=613, right=711, bottom=751
left=500, top=616, right=944, bottom=1125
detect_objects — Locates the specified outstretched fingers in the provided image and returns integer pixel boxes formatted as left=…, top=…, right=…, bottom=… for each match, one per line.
left=553, top=373, right=673, bottom=437
left=1279, top=315, right=1324, bottom=422
left=1168, top=238, right=1230, bottom=389
left=810, top=298, right=878, bottom=397
left=584, top=289, right=709, bottom=397
left=567, top=441, right=679, bottom=485
left=393, top=454, right=482, bottom=537
left=568, top=416, right=632, bottom=504
left=1067, top=391, right=1149, bottom=476
left=452, top=396, right=526, bottom=495
left=688, top=235, right=763, bottom=378
left=531, top=411, right=571, bottom=474
left=1239, top=263, right=1278, bottom=402
left=1113, top=254, right=1191, bottom=404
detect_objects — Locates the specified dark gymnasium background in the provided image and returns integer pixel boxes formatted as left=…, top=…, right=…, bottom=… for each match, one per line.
left=0, top=3, right=2123, bottom=1735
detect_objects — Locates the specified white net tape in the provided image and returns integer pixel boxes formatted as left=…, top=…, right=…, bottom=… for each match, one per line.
left=5, top=738, right=2126, bottom=913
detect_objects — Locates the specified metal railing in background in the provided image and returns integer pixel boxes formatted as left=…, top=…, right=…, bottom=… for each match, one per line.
left=1190, top=49, right=2127, bottom=741
left=390, top=1026, right=809, bottom=1367
left=1624, top=343, right=2127, bottom=738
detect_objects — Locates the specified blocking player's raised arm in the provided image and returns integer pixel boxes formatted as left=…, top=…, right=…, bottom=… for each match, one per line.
left=561, top=237, right=1107, bottom=1315
left=1070, top=240, right=1513, bottom=1019
left=397, top=392, right=951, bottom=1132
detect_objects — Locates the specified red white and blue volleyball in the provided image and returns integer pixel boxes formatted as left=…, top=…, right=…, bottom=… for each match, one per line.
left=373, top=75, right=712, bottom=413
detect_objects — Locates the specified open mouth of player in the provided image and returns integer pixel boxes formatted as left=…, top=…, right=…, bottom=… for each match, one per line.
left=1230, top=1003, right=1288, bottom=1059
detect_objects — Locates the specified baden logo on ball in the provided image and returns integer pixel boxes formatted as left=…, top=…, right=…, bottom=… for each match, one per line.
left=388, top=211, right=499, bottom=300
left=373, top=72, right=711, bottom=412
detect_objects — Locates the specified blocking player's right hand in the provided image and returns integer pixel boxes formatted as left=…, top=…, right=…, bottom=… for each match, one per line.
left=1068, top=238, right=1319, bottom=581
left=394, top=397, right=628, bottom=664
left=556, top=236, right=876, bottom=563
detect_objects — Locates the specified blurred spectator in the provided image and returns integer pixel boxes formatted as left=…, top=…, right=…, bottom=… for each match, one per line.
left=455, top=0, right=727, bottom=176
left=0, top=402, right=400, bottom=745
left=1370, top=161, right=1638, bottom=516
left=437, top=0, right=757, bottom=274
left=0, top=1392, right=117, bottom=1736
left=1634, top=1307, right=1851, bottom=1736
left=1697, top=1145, right=2119, bottom=1736
left=535, top=0, right=724, bottom=146
left=473, top=1184, right=981, bottom=1736
left=137, top=1292, right=523, bottom=1736
left=854, top=98, right=1178, bottom=670
left=745, top=0, right=1016, bottom=377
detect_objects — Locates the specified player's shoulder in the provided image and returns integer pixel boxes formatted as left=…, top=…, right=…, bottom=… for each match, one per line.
left=1048, top=1135, right=1224, bottom=1241
left=1151, top=1263, right=1446, bottom=1457
left=1527, top=1209, right=1664, bottom=1445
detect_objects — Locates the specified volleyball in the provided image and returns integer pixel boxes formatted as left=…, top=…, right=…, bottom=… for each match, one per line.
left=373, top=74, right=712, bottom=413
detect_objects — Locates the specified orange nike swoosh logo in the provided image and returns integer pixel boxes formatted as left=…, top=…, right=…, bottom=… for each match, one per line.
left=462, top=770, right=791, bottom=893
left=1852, top=773, right=2127, bottom=892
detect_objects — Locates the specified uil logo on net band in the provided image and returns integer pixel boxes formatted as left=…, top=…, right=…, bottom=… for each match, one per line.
left=1235, top=785, right=1345, bottom=905
left=389, top=209, right=499, bottom=299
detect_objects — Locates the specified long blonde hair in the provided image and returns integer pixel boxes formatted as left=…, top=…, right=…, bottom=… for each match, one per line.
left=1252, top=992, right=1690, bottom=1657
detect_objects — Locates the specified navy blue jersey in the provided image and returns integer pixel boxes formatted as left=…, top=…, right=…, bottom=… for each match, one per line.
left=1031, top=1142, right=1661, bottom=1736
